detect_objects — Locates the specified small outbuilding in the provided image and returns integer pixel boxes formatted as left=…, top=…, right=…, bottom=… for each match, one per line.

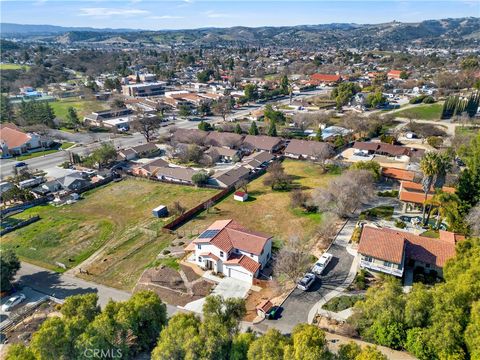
left=152, top=205, right=168, bottom=218
left=234, top=191, right=248, bottom=202
left=256, top=299, right=274, bottom=319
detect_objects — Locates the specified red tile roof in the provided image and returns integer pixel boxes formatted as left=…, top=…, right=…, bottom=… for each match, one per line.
left=399, top=181, right=456, bottom=205
left=225, top=254, right=261, bottom=273
left=199, top=252, right=220, bottom=261
left=310, top=73, right=341, bottom=83
left=359, top=226, right=458, bottom=267
left=193, top=219, right=271, bottom=255
left=0, top=124, right=31, bottom=149
left=382, top=167, right=415, bottom=181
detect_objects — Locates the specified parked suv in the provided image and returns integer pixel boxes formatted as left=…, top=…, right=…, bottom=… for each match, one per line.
left=297, top=273, right=316, bottom=291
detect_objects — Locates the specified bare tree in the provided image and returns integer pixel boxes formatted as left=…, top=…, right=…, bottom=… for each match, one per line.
left=204, top=199, right=214, bottom=214
left=466, top=204, right=480, bottom=237
left=171, top=201, right=186, bottom=216
left=312, top=170, right=375, bottom=217
left=316, top=212, right=339, bottom=249
left=132, top=113, right=161, bottom=142
left=235, top=179, right=249, bottom=193
left=311, top=145, right=334, bottom=171
left=213, top=96, right=233, bottom=122
left=263, top=162, right=292, bottom=190
left=274, top=234, right=311, bottom=285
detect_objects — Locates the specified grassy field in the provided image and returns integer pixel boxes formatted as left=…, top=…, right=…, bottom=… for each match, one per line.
left=1, top=178, right=218, bottom=289
left=16, top=149, right=59, bottom=160
left=60, top=142, right=75, bottom=150
left=0, top=63, right=30, bottom=70
left=455, top=126, right=480, bottom=136
left=178, top=159, right=339, bottom=244
left=395, top=103, right=443, bottom=121
left=51, top=98, right=109, bottom=121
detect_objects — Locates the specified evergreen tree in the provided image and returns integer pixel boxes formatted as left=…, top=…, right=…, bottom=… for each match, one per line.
left=235, top=123, right=243, bottom=134
left=249, top=121, right=259, bottom=135
left=267, top=121, right=277, bottom=137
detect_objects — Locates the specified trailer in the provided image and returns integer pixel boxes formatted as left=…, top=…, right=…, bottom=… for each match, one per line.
left=152, top=205, right=168, bottom=218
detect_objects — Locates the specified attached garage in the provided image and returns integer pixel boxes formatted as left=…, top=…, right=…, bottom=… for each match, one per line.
left=226, top=266, right=253, bottom=283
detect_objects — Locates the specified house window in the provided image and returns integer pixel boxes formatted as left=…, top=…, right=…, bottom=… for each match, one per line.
left=220, top=251, right=224, bottom=258
left=198, top=257, right=202, bottom=262
left=197, top=244, right=201, bottom=250
left=383, top=261, right=392, bottom=267
left=365, top=256, right=373, bottom=263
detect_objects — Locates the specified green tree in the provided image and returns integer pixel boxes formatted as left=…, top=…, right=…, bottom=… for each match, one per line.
left=356, top=346, right=387, bottom=360
left=178, top=105, right=192, bottom=118
left=247, top=328, right=289, bottom=360
left=235, top=123, right=243, bottom=135
left=0, top=94, right=14, bottom=122
left=351, top=161, right=381, bottom=181
left=61, top=293, right=100, bottom=322
left=337, top=342, right=362, bottom=360
left=198, top=120, right=213, bottom=132
left=284, top=324, right=329, bottom=360
left=198, top=102, right=211, bottom=117
left=404, top=284, right=432, bottom=328
left=316, top=127, right=323, bottom=141
left=400, top=71, right=409, bottom=80
left=5, top=344, right=36, bottom=360
left=366, top=90, right=387, bottom=109
left=191, top=171, right=209, bottom=186
left=230, top=332, right=256, bottom=360
left=457, top=133, right=480, bottom=209
left=66, top=107, right=80, bottom=131
left=331, top=82, right=360, bottom=109
left=280, top=75, right=289, bottom=95
left=404, top=328, right=436, bottom=360
left=249, top=121, right=259, bottom=135
left=0, top=249, right=20, bottom=292
left=244, top=84, right=258, bottom=102
left=267, top=121, right=277, bottom=137
left=30, top=317, right=72, bottom=360
left=152, top=313, right=202, bottom=360
left=465, top=301, right=480, bottom=360
left=87, top=142, right=117, bottom=169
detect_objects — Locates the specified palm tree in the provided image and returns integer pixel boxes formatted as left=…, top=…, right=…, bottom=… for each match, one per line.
left=426, top=191, right=464, bottom=231
left=420, top=152, right=441, bottom=223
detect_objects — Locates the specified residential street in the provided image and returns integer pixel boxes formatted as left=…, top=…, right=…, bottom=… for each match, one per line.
left=14, top=262, right=179, bottom=316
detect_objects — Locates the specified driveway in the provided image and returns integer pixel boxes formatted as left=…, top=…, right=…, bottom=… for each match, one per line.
left=183, top=277, right=251, bottom=314
left=262, top=240, right=354, bottom=334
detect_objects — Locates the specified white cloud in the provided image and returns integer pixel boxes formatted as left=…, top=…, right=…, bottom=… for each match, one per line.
left=203, top=10, right=235, bottom=19
left=79, top=7, right=150, bottom=17
left=149, top=15, right=184, bottom=19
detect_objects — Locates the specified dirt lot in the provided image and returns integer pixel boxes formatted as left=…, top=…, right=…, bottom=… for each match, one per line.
left=1, top=178, right=218, bottom=290
left=244, top=279, right=282, bottom=322
left=177, top=159, right=339, bottom=244
left=134, top=264, right=215, bottom=306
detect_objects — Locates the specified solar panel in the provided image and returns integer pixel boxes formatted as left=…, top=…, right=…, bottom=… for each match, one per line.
left=198, top=229, right=220, bottom=239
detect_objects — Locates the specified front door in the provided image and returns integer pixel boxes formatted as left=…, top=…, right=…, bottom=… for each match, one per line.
left=206, top=260, right=213, bottom=270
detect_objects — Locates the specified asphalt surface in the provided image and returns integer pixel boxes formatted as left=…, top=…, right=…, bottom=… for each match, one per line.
left=14, top=262, right=178, bottom=316
left=263, top=243, right=354, bottom=334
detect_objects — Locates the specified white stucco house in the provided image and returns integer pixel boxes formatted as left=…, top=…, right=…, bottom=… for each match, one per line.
left=186, top=219, right=272, bottom=283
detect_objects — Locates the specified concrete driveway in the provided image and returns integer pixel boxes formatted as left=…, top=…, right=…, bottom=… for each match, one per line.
left=183, top=277, right=251, bottom=314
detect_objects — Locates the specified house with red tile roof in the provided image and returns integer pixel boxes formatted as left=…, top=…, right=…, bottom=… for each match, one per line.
left=381, top=167, right=416, bottom=182
left=387, top=70, right=403, bottom=80
left=309, top=73, right=342, bottom=86
left=358, top=226, right=462, bottom=278
left=186, top=219, right=272, bottom=283
left=0, top=123, right=52, bottom=158
left=399, top=180, right=456, bottom=213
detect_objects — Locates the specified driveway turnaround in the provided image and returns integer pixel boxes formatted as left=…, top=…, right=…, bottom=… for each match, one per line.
left=183, top=277, right=251, bottom=313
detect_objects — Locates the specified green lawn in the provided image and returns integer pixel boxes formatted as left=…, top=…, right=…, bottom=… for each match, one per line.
left=178, top=159, right=340, bottom=243
left=1, top=179, right=218, bottom=289
left=51, top=98, right=109, bottom=121
left=0, top=63, right=30, bottom=70
left=395, top=103, right=443, bottom=121
left=16, top=149, right=59, bottom=160
left=60, top=142, right=75, bottom=150
left=455, top=126, right=480, bottom=136
left=360, top=206, right=394, bottom=220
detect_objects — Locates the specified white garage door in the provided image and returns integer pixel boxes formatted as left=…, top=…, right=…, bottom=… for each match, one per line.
left=228, top=267, right=252, bottom=283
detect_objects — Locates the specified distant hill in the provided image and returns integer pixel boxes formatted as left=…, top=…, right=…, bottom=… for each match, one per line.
left=0, top=23, right=141, bottom=35
left=1, top=17, right=479, bottom=49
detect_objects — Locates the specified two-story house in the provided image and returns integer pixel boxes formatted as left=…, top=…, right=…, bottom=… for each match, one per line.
left=187, top=219, right=272, bottom=283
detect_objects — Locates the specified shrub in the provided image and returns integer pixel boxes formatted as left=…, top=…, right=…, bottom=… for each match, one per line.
left=322, top=295, right=365, bottom=312
left=162, top=250, right=171, bottom=255
left=422, top=96, right=435, bottom=104
left=394, top=220, right=407, bottom=229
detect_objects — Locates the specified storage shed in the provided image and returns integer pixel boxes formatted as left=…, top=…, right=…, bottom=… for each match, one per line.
left=152, top=205, right=168, bottom=218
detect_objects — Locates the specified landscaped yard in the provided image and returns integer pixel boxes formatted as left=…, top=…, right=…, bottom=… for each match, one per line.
left=15, top=149, right=59, bottom=160
left=0, top=63, right=30, bottom=70
left=177, top=159, right=340, bottom=244
left=322, top=294, right=365, bottom=312
left=50, top=98, right=109, bottom=121
left=395, top=103, right=443, bottom=121
left=360, top=205, right=394, bottom=220
left=0, top=178, right=218, bottom=289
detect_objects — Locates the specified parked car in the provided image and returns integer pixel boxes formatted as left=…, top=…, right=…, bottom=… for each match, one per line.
left=14, top=162, right=27, bottom=168
left=297, top=273, right=316, bottom=291
left=2, top=293, right=26, bottom=311
left=312, top=253, right=333, bottom=275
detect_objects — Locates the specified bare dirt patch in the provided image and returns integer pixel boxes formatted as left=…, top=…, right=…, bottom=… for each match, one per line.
left=244, top=279, right=282, bottom=322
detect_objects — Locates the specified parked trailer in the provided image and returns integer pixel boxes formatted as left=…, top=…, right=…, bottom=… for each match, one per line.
left=18, top=177, right=44, bottom=189
left=152, top=205, right=168, bottom=218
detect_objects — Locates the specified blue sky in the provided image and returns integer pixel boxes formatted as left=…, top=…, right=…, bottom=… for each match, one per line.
left=1, top=1, right=479, bottom=30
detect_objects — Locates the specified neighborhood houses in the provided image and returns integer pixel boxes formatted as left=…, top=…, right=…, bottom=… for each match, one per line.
left=0, top=8, right=479, bottom=360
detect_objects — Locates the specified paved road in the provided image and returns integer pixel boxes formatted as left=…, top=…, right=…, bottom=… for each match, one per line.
left=262, top=235, right=355, bottom=334
left=14, top=262, right=178, bottom=316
